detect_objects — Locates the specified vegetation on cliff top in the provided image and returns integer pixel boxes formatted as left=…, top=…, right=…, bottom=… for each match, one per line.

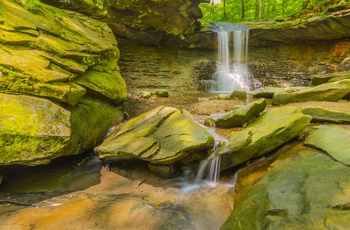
left=200, top=0, right=350, bottom=23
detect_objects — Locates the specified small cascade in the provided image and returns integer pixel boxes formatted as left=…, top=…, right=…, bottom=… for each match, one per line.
left=210, top=22, right=257, bottom=93
left=194, top=140, right=222, bottom=186
left=195, top=154, right=221, bottom=185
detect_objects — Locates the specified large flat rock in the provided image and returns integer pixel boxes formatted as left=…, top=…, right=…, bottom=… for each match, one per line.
left=95, top=106, right=214, bottom=165
left=218, top=106, right=312, bottom=170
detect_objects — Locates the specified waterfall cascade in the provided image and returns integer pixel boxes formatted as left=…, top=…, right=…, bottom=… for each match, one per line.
left=211, top=22, right=256, bottom=93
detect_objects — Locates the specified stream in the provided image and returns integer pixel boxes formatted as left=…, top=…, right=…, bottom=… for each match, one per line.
left=0, top=149, right=237, bottom=229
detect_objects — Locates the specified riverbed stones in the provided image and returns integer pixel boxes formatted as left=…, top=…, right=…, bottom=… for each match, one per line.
left=230, top=90, right=247, bottom=100
left=213, top=98, right=267, bottom=128
left=217, top=106, right=312, bottom=170
left=95, top=106, right=214, bottom=165
left=272, top=79, right=350, bottom=105
left=156, top=89, right=169, bottom=97
left=221, top=143, right=350, bottom=229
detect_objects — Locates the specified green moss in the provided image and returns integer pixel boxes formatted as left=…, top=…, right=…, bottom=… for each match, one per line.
left=74, top=70, right=126, bottom=104
left=69, top=96, right=124, bottom=154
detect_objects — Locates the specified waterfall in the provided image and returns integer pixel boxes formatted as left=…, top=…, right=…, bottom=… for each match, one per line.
left=195, top=154, right=221, bottom=185
left=194, top=139, right=223, bottom=186
left=211, top=22, right=255, bottom=93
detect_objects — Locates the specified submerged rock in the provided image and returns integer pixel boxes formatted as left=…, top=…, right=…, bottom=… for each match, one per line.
left=214, top=98, right=267, bottom=128
left=95, top=106, right=214, bottom=165
left=218, top=107, right=312, bottom=170
left=221, top=143, right=350, bottom=229
left=272, top=80, right=350, bottom=105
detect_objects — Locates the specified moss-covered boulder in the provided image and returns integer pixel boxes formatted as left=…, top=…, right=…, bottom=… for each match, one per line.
left=302, top=106, right=350, bottom=123
left=221, top=143, right=350, bottom=229
left=217, top=107, right=312, bottom=170
left=272, top=80, right=350, bottom=105
left=0, top=0, right=126, bottom=105
left=213, top=98, right=267, bottom=128
left=305, top=125, right=350, bottom=165
left=0, top=1, right=126, bottom=165
left=311, top=71, right=350, bottom=86
left=95, top=106, right=214, bottom=165
left=0, top=94, right=123, bottom=166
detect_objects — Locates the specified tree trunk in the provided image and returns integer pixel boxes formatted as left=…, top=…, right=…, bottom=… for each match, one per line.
left=223, top=0, right=227, bottom=21
left=259, top=0, right=263, bottom=20
left=242, top=0, right=245, bottom=20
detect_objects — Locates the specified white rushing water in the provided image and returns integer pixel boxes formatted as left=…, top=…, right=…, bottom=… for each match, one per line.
left=211, top=22, right=256, bottom=93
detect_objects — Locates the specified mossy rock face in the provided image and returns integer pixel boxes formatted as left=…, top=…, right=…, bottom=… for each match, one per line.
left=0, top=94, right=124, bottom=166
left=0, top=1, right=126, bottom=105
left=95, top=106, right=214, bottom=165
left=218, top=106, right=312, bottom=170
left=221, top=143, right=350, bottom=229
left=0, top=1, right=126, bottom=165
left=0, top=93, right=71, bottom=165
left=272, top=80, right=350, bottom=105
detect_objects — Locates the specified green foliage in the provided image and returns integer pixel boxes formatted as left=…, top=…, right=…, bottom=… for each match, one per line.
left=25, top=0, right=42, bottom=14
left=199, top=0, right=350, bottom=22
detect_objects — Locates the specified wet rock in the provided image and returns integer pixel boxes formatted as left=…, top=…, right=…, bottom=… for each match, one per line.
left=304, top=125, right=350, bottom=165
left=272, top=80, right=350, bottom=105
left=311, top=71, right=350, bottom=86
left=218, top=107, right=312, bottom=170
left=221, top=143, right=350, bottom=229
left=213, top=98, right=267, bottom=128
left=95, top=106, right=214, bottom=165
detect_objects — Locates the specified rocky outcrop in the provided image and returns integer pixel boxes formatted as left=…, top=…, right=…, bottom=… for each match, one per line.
left=43, top=0, right=202, bottom=46
left=0, top=1, right=126, bottom=166
left=217, top=107, right=312, bottom=170
left=95, top=106, right=214, bottom=167
left=272, top=79, right=350, bottom=105
left=247, top=10, right=350, bottom=45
